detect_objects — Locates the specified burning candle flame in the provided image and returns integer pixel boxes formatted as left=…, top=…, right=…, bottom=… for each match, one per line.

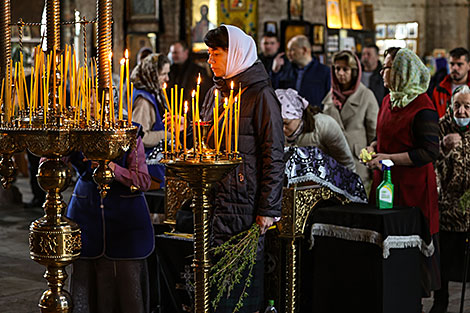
left=125, top=49, right=129, bottom=59
left=120, top=58, right=125, bottom=65
left=184, top=101, right=189, bottom=113
left=197, top=73, right=201, bottom=85
left=192, top=90, right=196, bottom=97
left=231, top=81, right=234, bottom=89
left=163, top=82, right=167, bottom=89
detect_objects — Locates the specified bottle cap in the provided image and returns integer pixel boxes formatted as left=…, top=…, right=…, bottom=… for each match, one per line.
left=380, top=159, right=394, bottom=170
left=268, top=300, right=274, bottom=306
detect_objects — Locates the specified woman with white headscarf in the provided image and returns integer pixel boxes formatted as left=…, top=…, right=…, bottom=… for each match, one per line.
left=200, top=25, right=285, bottom=313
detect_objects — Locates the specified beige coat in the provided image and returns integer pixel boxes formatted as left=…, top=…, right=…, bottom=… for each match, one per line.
left=323, top=83, right=378, bottom=186
left=295, top=113, right=356, bottom=172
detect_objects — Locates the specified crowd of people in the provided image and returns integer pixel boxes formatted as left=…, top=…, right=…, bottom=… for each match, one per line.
left=15, top=24, right=470, bottom=313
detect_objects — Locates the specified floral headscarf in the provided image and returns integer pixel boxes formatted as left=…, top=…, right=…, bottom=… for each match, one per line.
left=276, top=88, right=309, bottom=120
left=389, top=48, right=430, bottom=108
left=130, top=53, right=163, bottom=94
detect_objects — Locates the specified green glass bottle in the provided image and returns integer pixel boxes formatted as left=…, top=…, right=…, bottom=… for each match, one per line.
left=376, top=160, right=394, bottom=209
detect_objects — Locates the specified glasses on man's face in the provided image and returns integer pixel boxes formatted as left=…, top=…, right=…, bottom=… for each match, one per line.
left=380, top=66, right=392, bottom=75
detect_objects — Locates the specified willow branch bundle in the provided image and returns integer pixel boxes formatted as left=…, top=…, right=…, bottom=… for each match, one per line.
left=210, top=223, right=260, bottom=312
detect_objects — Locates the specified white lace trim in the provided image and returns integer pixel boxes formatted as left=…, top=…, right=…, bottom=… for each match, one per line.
left=310, top=223, right=434, bottom=259
left=382, top=235, right=434, bottom=258
left=288, top=174, right=367, bottom=204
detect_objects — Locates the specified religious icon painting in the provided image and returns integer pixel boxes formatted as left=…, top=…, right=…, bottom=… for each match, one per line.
left=406, top=40, right=417, bottom=53
left=313, top=24, right=325, bottom=45
left=387, top=24, right=396, bottom=38
left=340, top=0, right=351, bottom=29
left=326, top=0, right=342, bottom=29
left=290, top=0, right=303, bottom=19
left=395, top=23, right=407, bottom=39
left=128, top=0, right=158, bottom=21
left=264, top=21, right=278, bottom=35
left=376, top=24, right=386, bottom=39
left=191, top=0, right=217, bottom=52
left=406, top=22, right=418, bottom=38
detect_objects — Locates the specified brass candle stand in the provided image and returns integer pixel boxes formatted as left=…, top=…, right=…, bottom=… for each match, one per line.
left=161, top=124, right=242, bottom=313
left=0, top=0, right=137, bottom=311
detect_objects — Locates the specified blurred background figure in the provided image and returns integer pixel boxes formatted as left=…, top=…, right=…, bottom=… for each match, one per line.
left=277, top=88, right=356, bottom=171
left=323, top=50, right=378, bottom=188
left=136, top=47, right=153, bottom=65
left=271, top=35, right=330, bottom=109
left=168, top=40, right=211, bottom=103
left=427, top=57, right=448, bottom=98
left=432, top=85, right=470, bottom=313
left=361, top=44, right=388, bottom=106
left=131, top=53, right=170, bottom=190
left=258, top=32, right=281, bottom=73
left=432, top=47, right=470, bottom=118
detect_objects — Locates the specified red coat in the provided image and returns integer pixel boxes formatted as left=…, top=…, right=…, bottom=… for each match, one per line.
left=432, top=74, right=470, bottom=118
left=370, top=94, right=439, bottom=235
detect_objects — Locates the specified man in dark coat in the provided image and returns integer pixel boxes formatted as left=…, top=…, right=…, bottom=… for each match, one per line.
left=258, top=32, right=280, bottom=73
left=168, top=41, right=212, bottom=102
left=202, top=25, right=285, bottom=313
left=271, top=34, right=330, bottom=109
left=361, top=44, right=388, bottom=106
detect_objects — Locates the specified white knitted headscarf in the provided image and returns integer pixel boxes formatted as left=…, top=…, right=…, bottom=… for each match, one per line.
left=223, top=25, right=258, bottom=79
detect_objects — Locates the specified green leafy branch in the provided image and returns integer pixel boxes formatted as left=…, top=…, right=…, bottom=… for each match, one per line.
left=460, top=189, right=470, bottom=212
left=210, top=223, right=260, bottom=312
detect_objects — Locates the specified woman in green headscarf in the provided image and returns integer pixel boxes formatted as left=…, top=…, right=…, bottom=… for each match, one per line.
left=364, top=47, right=440, bottom=298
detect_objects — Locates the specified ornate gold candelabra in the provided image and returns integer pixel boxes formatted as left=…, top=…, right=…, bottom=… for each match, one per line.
left=162, top=124, right=242, bottom=313
left=0, top=0, right=136, bottom=311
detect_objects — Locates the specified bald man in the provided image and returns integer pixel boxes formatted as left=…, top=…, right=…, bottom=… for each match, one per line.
left=271, top=35, right=330, bottom=109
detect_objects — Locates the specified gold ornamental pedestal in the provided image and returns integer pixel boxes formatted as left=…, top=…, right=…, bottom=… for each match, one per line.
left=275, top=185, right=350, bottom=313
left=163, top=158, right=241, bottom=313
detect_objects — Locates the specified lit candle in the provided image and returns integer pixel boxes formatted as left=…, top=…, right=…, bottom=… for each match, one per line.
left=191, top=91, right=197, bottom=153
left=130, top=82, right=133, bottom=124
left=176, top=87, right=184, bottom=151
left=119, top=58, right=125, bottom=121
left=198, top=120, right=202, bottom=153
left=125, top=49, right=130, bottom=125
left=170, top=88, right=174, bottom=153
left=229, top=81, right=234, bottom=105
left=162, top=83, right=170, bottom=110
left=108, top=52, right=114, bottom=125
left=217, top=98, right=228, bottom=153
left=175, top=84, right=178, bottom=119
left=224, top=97, right=229, bottom=152
left=52, top=49, right=56, bottom=112
left=228, top=83, right=234, bottom=153
left=164, top=109, right=168, bottom=153
left=234, top=97, right=239, bottom=152
left=214, top=89, right=219, bottom=154
left=196, top=73, right=201, bottom=120
left=183, top=101, right=188, bottom=154
left=29, top=68, right=33, bottom=125
left=238, top=82, right=242, bottom=112
left=101, top=90, right=106, bottom=127
left=0, top=78, right=4, bottom=114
